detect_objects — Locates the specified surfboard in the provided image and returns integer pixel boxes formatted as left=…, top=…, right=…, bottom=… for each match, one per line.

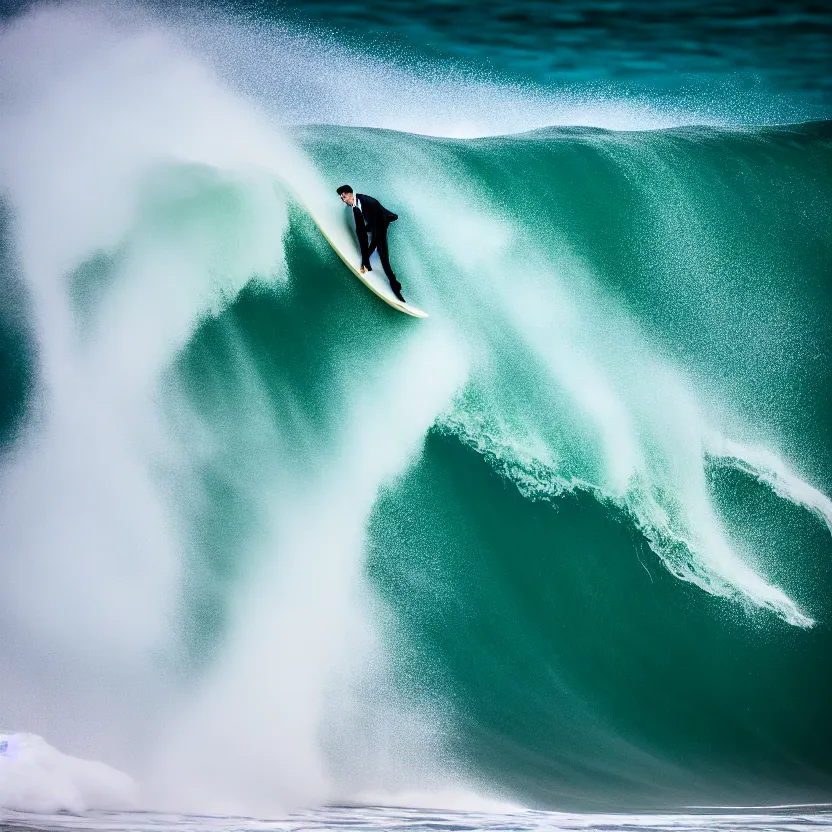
left=310, top=207, right=429, bottom=319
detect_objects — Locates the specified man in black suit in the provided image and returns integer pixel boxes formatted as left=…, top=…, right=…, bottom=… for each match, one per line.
left=336, top=185, right=405, bottom=303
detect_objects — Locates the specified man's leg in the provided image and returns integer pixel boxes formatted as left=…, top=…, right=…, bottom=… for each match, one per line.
left=375, top=228, right=401, bottom=292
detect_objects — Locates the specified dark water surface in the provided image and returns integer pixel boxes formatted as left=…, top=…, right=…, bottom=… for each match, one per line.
left=222, top=0, right=832, bottom=121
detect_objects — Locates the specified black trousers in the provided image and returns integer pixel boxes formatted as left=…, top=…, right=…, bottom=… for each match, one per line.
left=368, top=226, right=400, bottom=288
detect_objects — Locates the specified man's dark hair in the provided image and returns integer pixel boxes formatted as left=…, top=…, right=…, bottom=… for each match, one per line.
left=336, top=185, right=353, bottom=196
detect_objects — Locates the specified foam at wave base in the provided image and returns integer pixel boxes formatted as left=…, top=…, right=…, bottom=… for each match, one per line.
left=0, top=733, right=138, bottom=813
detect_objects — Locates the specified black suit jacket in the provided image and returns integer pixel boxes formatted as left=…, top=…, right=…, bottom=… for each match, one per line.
left=353, top=193, right=398, bottom=268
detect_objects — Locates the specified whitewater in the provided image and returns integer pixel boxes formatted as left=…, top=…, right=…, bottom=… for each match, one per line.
left=0, top=1, right=831, bottom=827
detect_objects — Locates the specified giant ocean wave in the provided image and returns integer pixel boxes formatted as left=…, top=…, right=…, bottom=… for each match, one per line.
left=0, top=1, right=831, bottom=815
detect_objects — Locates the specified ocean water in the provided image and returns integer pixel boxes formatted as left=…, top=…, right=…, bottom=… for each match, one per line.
left=4, top=804, right=832, bottom=832
left=0, top=1, right=831, bottom=830
left=242, top=0, right=832, bottom=118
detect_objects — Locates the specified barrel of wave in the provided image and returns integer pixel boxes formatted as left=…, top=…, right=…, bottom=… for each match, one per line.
left=0, top=733, right=137, bottom=814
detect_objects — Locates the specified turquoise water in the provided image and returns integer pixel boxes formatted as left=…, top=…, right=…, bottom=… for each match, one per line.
left=0, top=0, right=830, bottom=824
left=171, top=121, right=832, bottom=809
left=223, top=0, right=832, bottom=122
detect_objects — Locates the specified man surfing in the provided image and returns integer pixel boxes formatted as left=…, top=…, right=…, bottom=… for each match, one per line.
left=336, top=185, right=406, bottom=303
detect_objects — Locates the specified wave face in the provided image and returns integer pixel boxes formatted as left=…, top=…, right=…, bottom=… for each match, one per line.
left=307, top=121, right=832, bottom=808
left=0, top=2, right=831, bottom=815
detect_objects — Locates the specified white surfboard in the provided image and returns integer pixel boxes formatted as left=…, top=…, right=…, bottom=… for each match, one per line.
left=306, top=204, right=429, bottom=319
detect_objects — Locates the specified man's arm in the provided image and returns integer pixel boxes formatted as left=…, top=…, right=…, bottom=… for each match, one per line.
left=353, top=207, right=372, bottom=270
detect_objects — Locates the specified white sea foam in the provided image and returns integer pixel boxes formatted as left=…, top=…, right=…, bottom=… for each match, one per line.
left=0, top=733, right=137, bottom=813
left=0, top=2, right=304, bottom=762
left=3, top=803, right=831, bottom=831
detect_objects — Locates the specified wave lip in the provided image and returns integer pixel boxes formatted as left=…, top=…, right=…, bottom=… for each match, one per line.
left=707, top=434, right=832, bottom=537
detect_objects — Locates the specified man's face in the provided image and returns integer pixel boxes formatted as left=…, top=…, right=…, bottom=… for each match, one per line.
left=339, top=191, right=356, bottom=207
